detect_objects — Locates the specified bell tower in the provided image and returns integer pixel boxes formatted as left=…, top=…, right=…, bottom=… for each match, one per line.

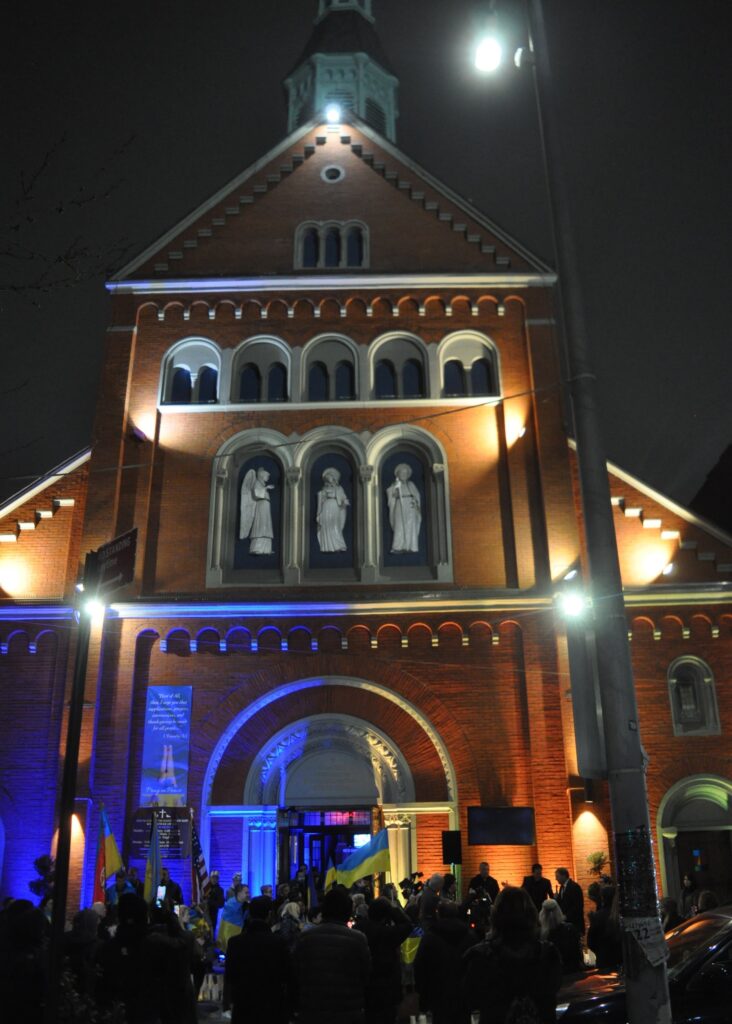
left=284, top=0, right=399, bottom=141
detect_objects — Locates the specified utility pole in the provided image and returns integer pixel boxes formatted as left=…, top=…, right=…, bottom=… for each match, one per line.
left=526, top=2, right=671, bottom=1020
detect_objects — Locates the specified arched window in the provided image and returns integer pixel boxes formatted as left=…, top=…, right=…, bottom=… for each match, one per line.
left=443, top=360, right=466, bottom=397
left=439, top=335, right=499, bottom=400
left=372, top=336, right=429, bottom=400
left=302, top=228, right=320, bottom=269
left=335, top=361, right=355, bottom=401
left=162, top=338, right=222, bottom=405
left=308, top=362, right=329, bottom=402
left=668, top=658, right=720, bottom=736
left=239, top=364, right=261, bottom=402
left=346, top=227, right=364, bottom=268
left=402, top=359, right=425, bottom=399
left=324, top=228, right=341, bottom=268
left=471, top=357, right=494, bottom=396
left=268, top=363, right=288, bottom=402
left=170, top=367, right=192, bottom=404
left=375, top=360, right=397, bottom=399
left=295, top=223, right=369, bottom=270
left=198, top=366, right=218, bottom=404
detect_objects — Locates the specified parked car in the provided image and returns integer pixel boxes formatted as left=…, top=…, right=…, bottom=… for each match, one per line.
left=556, top=908, right=732, bottom=1021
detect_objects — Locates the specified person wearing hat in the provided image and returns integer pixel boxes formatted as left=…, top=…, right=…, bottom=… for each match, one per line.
left=226, top=872, right=243, bottom=899
left=207, top=870, right=225, bottom=933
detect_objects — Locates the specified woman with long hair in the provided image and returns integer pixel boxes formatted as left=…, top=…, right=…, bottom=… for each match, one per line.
left=538, top=899, right=582, bottom=975
left=463, top=886, right=562, bottom=1023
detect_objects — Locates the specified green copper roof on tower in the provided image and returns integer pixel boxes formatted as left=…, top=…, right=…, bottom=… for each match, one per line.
left=284, top=0, right=399, bottom=141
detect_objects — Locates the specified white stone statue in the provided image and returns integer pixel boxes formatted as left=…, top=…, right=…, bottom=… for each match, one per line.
left=316, top=467, right=350, bottom=552
left=386, top=463, right=421, bottom=553
left=240, top=467, right=275, bottom=554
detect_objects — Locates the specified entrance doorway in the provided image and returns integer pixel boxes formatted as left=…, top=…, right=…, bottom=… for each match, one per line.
left=277, top=808, right=374, bottom=884
left=658, top=774, right=732, bottom=903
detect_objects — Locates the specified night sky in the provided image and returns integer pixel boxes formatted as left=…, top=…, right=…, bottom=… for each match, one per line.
left=2, top=0, right=729, bottom=517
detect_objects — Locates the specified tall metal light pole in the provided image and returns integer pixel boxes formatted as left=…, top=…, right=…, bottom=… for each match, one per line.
left=476, top=3, right=672, bottom=1021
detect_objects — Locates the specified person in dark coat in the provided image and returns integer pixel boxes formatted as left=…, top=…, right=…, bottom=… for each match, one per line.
left=225, top=896, right=291, bottom=1024
left=554, top=868, right=585, bottom=935
left=418, top=873, right=444, bottom=929
left=463, top=886, right=562, bottom=1024
left=414, top=900, right=479, bottom=1024
left=587, top=885, right=622, bottom=972
left=206, top=870, right=226, bottom=932
left=467, top=862, right=500, bottom=904
left=538, top=899, right=583, bottom=975
left=679, top=873, right=698, bottom=918
left=158, top=866, right=183, bottom=906
left=521, top=864, right=553, bottom=914
left=62, top=908, right=101, bottom=997
left=356, top=896, right=413, bottom=1024
left=293, top=886, right=371, bottom=1024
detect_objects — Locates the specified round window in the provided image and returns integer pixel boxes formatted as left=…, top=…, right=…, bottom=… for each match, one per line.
left=321, top=165, right=346, bottom=183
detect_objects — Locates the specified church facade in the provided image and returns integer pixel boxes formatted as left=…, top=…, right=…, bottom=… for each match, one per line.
left=2, top=0, right=731, bottom=913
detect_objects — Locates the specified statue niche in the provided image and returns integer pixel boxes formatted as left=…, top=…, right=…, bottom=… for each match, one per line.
left=316, top=467, right=350, bottom=553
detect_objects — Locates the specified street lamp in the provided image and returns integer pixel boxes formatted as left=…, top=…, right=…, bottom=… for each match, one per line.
left=473, top=4, right=672, bottom=1021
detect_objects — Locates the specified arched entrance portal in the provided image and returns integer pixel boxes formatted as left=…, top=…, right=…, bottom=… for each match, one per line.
left=658, top=774, right=732, bottom=903
left=202, top=677, right=457, bottom=896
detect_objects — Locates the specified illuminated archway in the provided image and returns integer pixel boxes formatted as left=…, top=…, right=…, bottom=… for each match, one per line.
left=657, top=774, right=732, bottom=901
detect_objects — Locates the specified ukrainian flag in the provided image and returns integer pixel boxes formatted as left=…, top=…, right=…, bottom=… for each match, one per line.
left=336, top=829, right=391, bottom=889
left=324, top=857, right=338, bottom=892
left=143, top=813, right=162, bottom=903
left=217, top=896, right=245, bottom=951
left=101, top=807, right=123, bottom=882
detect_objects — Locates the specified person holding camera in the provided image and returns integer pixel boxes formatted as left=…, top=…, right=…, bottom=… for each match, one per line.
left=467, top=863, right=499, bottom=904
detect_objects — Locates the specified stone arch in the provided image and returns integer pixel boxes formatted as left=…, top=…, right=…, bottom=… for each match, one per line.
left=243, top=714, right=416, bottom=806
left=657, top=774, right=732, bottom=902
left=202, top=675, right=458, bottom=809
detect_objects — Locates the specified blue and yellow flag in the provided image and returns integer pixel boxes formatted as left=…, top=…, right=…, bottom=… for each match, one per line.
left=101, top=807, right=124, bottom=882
left=324, top=857, right=338, bottom=892
left=337, top=829, right=391, bottom=889
left=217, top=896, right=245, bottom=951
left=143, top=812, right=162, bottom=902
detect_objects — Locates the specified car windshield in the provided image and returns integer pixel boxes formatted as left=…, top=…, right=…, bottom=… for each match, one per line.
left=666, top=915, right=731, bottom=978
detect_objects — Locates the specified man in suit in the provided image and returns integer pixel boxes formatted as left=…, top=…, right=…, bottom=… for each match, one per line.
left=522, top=863, right=553, bottom=913
left=555, top=867, right=585, bottom=934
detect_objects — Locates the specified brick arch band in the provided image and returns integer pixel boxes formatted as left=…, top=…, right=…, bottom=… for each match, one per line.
left=201, top=675, right=458, bottom=809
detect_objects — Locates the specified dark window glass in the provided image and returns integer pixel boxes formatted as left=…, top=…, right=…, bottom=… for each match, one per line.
left=324, top=228, right=341, bottom=268
left=239, top=364, right=261, bottom=402
left=471, top=357, right=494, bottom=396
left=302, top=228, right=319, bottom=268
left=198, top=366, right=218, bottom=403
left=170, top=367, right=192, bottom=404
left=346, top=227, right=364, bottom=267
left=308, top=361, right=329, bottom=402
left=402, top=358, right=425, bottom=398
left=375, top=360, right=397, bottom=399
left=365, top=98, right=386, bottom=135
left=335, top=361, right=355, bottom=400
left=267, top=362, right=287, bottom=402
left=444, top=359, right=466, bottom=397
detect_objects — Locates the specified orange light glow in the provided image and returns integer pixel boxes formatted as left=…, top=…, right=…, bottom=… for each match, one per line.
left=0, top=556, right=30, bottom=597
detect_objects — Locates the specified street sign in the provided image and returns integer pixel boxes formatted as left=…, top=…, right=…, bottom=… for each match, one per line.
left=86, top=527, right=137, bottom=597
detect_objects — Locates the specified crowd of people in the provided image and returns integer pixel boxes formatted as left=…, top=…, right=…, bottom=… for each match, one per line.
left=0, top=858, right=721, bottom=1024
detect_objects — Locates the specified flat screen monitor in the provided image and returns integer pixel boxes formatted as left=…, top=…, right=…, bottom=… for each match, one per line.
left=467, top=806, right=536, bottom=846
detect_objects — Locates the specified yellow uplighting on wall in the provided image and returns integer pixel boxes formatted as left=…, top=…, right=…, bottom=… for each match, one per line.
left=0, top=556, right=30, bottom=597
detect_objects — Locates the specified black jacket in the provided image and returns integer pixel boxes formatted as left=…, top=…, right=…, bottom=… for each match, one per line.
left=357, top=905, right=413, bottom=1013
left=521, top=875, right=553, bottom=913
left=293, top=920, right=371, bottom=1024
left=463, top=936, right=562, bottom=1024
left=467, top=874, right=500, bottom=904
left=414, top=915, right=479, bottom=1023
left=225, top=919, right=291, bottom=1024
left=556, top=878, right=585, bottom=935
